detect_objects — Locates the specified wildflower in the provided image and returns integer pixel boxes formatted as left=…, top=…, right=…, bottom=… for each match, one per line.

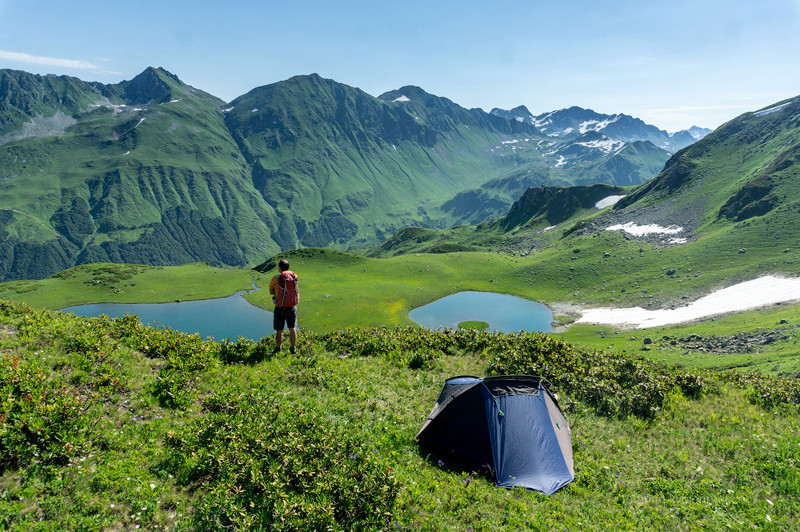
left=150, top=483, right=156, bottom=490
left=437, top=459, right=444, bottom=467
left=766, top=499, right=773, bottom=506
left=766, top=515, right=771, bottom=522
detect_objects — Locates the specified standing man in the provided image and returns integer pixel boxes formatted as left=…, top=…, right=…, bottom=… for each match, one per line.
left=269, top=258, right=299, bottom=354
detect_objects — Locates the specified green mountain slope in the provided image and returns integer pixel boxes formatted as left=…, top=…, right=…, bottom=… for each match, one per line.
left=593, top=95, right=800, bottom=266
left=369, top=95, right=800, bottom=310
left=224, top=75, right=543, bottom=248
left=0, top=67, right=688, bottom=281
left=0, top=68, right=283, bottom=281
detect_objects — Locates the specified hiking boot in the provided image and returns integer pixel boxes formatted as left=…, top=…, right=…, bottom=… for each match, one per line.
left=290, top=347, right=296, bottom=355
left=271, top=346, right=281, bottom=355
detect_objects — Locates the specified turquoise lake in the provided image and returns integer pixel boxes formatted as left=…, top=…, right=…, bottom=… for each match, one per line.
left=61, top=290, right=273, bottom=341
left=61, top=290, right=553, bottom=340
left=408, top=291, right=554, bottom=333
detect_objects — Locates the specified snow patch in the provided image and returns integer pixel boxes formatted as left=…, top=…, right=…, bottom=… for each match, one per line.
left=578, top=115, right=621, bottom=134
left=222, top=107, right=234, bottom=113
left=606, top=222, right=683, bottom=236
left=554, top=155, right=567, bottom=168
left=576, top=138, right=625, bottom=154
left=754, top=101, right=793, bottom=117
left=595, top=195, right=626, bottom=209
left=575, top=276, right=800, bottom=329
left=251, top=108, right=258, bottom=113
left=393, top=95, right=411, bottom=103
left=502, top=139, right=520, bottom=145
left=669, top=237, right=687, bottom=244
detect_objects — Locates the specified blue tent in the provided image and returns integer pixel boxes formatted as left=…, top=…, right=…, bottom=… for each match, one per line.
left=416, top=375, right=574, bottom=495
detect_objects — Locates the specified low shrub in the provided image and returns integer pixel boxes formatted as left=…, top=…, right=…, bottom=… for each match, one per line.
left=0, top=354, right=93, bottom=471
left=163, top=390, right=399, bottom=530
left=722, top=370, right=800, bottom=409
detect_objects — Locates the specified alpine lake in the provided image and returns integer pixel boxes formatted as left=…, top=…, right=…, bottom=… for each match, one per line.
left=61, top=290, right=553, bottom=340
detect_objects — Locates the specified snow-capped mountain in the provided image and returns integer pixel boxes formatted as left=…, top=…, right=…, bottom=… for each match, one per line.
left=490, top=105, right=711, bottom=153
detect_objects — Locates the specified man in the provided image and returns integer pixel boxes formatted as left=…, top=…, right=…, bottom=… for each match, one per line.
left=268, top=258, right=299, bottom=354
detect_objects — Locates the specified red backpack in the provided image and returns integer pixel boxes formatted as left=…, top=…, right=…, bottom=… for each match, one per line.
left=275, top=270, right=299, bottom=307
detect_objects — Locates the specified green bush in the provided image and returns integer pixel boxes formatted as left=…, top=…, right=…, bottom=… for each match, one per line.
left=163, top=390, right=399, bottom=530
left=0, top=354, right=93, bottom=471
left=723, top=370, right=800, bottom=409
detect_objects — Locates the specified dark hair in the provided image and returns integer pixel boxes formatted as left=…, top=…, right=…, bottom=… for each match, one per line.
left=278, top=259, right=290, bottom=271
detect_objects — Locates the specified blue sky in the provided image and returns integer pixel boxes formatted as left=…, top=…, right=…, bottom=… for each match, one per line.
left=1, top=0, right=798, bottom=131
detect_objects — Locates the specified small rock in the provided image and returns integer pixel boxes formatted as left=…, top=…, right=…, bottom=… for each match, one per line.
left=738, top=248, right=746, bottom=254
left=667, top=268, right=676, bottom=276
left=779, top=319, right=789, bottom=324
left=641, top=346, right=651, bottom=351
left=643, top=337, right=653, bottom=345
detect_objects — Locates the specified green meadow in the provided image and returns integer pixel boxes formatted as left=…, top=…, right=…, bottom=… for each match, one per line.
left=2, top=234, right=800, bottom=529
left=4, top=232, right=800, bottom=373
left=0, top=299, right=798, bottom=530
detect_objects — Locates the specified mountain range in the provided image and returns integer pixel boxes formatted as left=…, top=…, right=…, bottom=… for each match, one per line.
left=374, top=95, right=800, bottom=272
left=490, top=105, right=710, bottom=151
left=1, top=67, right=711, bottom=281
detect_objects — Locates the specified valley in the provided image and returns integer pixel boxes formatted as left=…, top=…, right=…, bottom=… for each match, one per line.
left=1, top=66, right=799, bottom=530
left=0, top=67, right=706, bottom=282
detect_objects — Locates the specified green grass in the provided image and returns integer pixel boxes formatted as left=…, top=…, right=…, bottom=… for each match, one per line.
left=5, top=240, right=800, bottom=374
left=0, top=263, right=257, bottom=309
left=0, top=301, right=798, bottom=530
left=458, top=320, right=489, bottom=330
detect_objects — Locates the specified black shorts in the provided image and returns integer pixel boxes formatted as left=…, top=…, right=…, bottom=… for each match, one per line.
left=273, top=306, right=297, bottom=331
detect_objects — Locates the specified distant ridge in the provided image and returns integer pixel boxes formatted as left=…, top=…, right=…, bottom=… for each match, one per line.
left=490, top=105, right=711, bottom=152
left=0, top=67, right=710, bottom=281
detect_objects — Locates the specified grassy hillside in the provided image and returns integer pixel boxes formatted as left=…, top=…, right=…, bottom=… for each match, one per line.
left=1, top=300, right=798, bottom=530
left=0, top=68, right=283, bottom=281
left=0, top=262, right=256, bottom=309
left=1, top=68, right=678, bottom=282
left=5, top=235, right=800, bottom=376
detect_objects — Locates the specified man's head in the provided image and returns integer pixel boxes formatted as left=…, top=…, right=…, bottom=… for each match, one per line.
left=278, top=259, right=290, bottom=272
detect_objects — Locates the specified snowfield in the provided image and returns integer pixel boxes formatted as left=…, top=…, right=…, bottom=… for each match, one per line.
left=575, top=276, right=800, bottom=329
left=753, top=100, right=794, bottom=117
left=578, top=115, right=621, bottom=134
left=606, top=222, right=683, bottom=236
left=575, top=137, right=625, bottom=155
left=595, top=195, right=626, bottom=209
